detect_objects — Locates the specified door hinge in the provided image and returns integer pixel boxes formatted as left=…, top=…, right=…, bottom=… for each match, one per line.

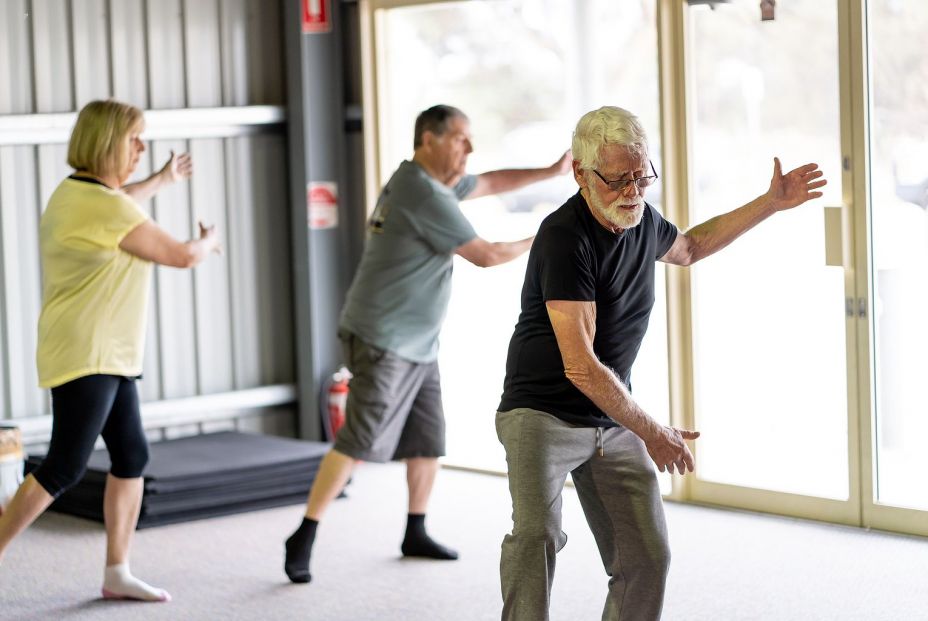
left=847, top=297, right=868, bottom=319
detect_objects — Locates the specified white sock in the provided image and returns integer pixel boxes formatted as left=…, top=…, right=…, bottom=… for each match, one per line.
left=102, top=563, right=171, bottom=602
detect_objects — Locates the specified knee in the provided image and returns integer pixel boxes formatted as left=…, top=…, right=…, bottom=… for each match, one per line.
left=640, top=540, right=672, bottom=580
left=110, top=442, right=149, bottom=479
left=511, top=519, right=566, bottom=552
left=32, top=462, right=88, bottom=498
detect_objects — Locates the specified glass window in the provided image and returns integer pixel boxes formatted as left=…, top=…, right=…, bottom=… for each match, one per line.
left=688, top=0, right=848, bottom=498
left=868, top=0, right=928, bottom=511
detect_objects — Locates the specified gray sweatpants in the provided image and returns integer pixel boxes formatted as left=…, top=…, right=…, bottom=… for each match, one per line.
left=496, top=408, right=670, bottom=621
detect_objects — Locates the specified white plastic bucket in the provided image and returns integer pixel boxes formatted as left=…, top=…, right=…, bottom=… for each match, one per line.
left=0, top=425, right=24, bottom=509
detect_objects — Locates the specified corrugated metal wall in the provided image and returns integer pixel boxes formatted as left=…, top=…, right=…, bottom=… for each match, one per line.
left=0, top=0, right=295, bottom=433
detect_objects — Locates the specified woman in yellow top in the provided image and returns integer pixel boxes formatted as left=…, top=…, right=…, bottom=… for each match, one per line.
left=0, top=100, right=220, bottom=602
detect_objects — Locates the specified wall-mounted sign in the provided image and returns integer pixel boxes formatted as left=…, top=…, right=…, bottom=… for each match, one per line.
left=302, top=0, right=331, bottom=34
left=308, top=181, right=338, bottom=230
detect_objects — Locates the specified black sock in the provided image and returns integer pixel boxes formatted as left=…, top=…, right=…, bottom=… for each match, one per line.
left=284, top=517, right=318, bottom=583
left=401, top=513, right=458, bottom=560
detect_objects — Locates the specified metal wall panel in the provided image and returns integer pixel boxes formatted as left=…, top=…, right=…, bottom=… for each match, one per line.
left=151, top=140, right=198, bottom=398
left=245, top=0, right=284, bottom=105
left=146, top=0, right=186, bottom=109
left=220, top=0, right=249, bottom=106
left=189, top=138, right=234, bottom=394
left=36, top=145, right=71, bottom=210
left=0, top=0, right=291, bottom=425
left=184, top=0, right=222, bottom=107
left=71, top=0, right=111, bottom=106
left=0, top=0, right=35, bottom=114
left=0, top=147, right=45, bottom=417
left=220, top=0, right=284, bottom=107
left=251, top=133, right=294, bottom=384
left=31, top=0, right=73, bottom=112
left=225, top=136, right=261, bottom=389
left=109, top=0, right=149, bottom=106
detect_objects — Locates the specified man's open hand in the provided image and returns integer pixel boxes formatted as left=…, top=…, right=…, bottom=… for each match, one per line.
left=766, top=157, right=827, bottom=211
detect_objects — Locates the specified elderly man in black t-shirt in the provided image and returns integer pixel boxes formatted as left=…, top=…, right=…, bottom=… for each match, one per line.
left=495, top=106, right=827, bottom=621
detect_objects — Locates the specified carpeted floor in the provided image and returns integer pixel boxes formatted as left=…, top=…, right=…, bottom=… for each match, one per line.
left=2, top=462, right=926, bottom=620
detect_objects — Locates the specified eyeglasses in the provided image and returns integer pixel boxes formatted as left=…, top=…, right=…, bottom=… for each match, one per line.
left=591, top=160, right=659, bottom=193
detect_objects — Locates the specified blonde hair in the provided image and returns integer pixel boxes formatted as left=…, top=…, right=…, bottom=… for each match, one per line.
left=67, top=100, right=144, bottom=178
left=571, top=106, right=647, bottom=170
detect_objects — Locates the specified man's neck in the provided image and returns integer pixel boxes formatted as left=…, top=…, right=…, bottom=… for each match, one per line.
left=411, top=154, right=458, bottom=187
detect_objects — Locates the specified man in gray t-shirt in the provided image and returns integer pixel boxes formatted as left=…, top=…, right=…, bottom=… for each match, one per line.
left=284, top=105, right=572, bottom=585
left=339, top=159, right=478, bottom=362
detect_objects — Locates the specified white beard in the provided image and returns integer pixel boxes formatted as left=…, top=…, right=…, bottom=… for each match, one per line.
left=588, top=191, right=645, bottom=230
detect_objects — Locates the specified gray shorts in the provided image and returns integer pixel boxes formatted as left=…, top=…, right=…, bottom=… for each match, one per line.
left=333, top=330, right=445, bottom=463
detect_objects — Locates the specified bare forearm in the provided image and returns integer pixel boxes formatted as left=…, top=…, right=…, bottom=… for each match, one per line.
left=685, top=194, right=776, bottom=263
left=123, top=171, right=168, bottom=203
left=484, top=167, right=551, bottom=191
left=178, top=237, right=218, bottom=268
left=472, top=165, right=560, bottom=198
left=163, top=237, right=218, bottom=269
left=565, top=361, right=661, bottom=442
left=481, top=237, right=534, bottom=267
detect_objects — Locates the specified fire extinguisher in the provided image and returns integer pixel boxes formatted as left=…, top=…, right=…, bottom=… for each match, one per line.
left=323, top=366, right=352, bottom=442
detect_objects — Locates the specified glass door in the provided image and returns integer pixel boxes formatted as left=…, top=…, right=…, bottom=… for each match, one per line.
left=864, top=0, right=928, bottom=534
left=685, top=0, right=858, bottom=522
left=363, top=0, right=928, bottom=536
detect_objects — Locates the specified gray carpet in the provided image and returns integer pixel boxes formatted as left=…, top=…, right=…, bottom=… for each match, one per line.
left=2, top=463, right=926, bottom=620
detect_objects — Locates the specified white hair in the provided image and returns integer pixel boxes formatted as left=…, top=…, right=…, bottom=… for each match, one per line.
left=571, top=106, right=648, bottom=170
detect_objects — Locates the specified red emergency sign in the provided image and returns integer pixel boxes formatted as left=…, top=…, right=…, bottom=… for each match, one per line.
left=302, top=0, right=331, bottom=34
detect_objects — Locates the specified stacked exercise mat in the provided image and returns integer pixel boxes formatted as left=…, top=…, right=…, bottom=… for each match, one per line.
left=26, top=431, right=329, bottom=528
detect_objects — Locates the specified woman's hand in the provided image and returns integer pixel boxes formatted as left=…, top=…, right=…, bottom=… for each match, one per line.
left=199, top=221, right=222, bottom=255
left=159, top=150, right=193, bottom=184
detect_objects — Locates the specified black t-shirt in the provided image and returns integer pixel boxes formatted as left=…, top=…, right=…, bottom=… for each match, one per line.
left=498, top=191, right=679, bottom=427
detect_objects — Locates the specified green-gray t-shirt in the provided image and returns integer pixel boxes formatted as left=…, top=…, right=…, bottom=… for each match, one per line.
left=339, top=160, right=478, bottom=363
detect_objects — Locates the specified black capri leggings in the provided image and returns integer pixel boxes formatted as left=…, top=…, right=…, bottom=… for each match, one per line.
left=32, top=375, right=149, bottom=498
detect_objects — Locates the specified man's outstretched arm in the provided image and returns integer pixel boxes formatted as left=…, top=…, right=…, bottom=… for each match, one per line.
left=660, top=157, right=827, bottom=266
left=467, top=150, right=572, bottom=200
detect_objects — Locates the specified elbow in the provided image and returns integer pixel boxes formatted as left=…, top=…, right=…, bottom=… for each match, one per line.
left=674, top=239, right=699, bottom=267
left=478, top=245, right=509, bottom=268
left=457, top=239, right=514, bottom=268
left=681, top=235, right=710, bottom=266
left=563, top=362, right=596, bottom=392
left=469, top=250, right=499, bottom=268
left=474, top=255, right=497, bottom=268
left=686, top=246, right=707, bottom=266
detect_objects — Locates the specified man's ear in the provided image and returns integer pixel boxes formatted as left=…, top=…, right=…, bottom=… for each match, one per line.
left=421, top=130, right=440, bottom=150
left=572, top=160, right=587, bottom=188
